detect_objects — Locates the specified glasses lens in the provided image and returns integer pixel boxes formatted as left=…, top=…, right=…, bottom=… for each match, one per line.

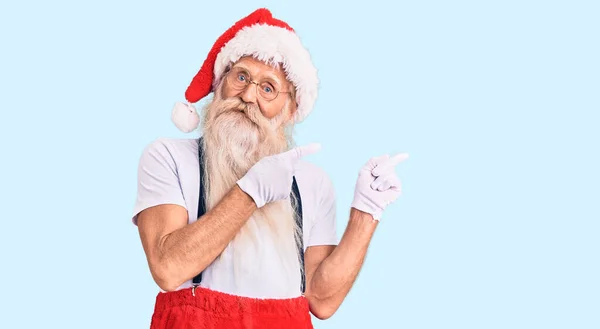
left=228, top=69, right=248, bottom=90
left=258, top=82, right=278, bottom=101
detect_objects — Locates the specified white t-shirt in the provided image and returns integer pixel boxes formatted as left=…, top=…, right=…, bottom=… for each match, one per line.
left=132, top=137, right=338, bottom=299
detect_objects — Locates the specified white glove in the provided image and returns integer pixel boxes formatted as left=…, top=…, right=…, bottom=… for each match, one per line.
left=237, top=143, right=322, bottom=208
left=351, top=153, right=409, bottom=220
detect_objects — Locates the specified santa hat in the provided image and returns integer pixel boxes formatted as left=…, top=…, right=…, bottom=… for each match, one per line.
left=172, top=8, right=319, bottom=133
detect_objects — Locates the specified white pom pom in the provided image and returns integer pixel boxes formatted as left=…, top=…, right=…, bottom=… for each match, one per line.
left=171, top=102, right=200, bottom=133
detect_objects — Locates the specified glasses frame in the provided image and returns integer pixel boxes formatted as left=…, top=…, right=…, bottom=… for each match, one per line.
left=224, top=66, right=293, bottom=102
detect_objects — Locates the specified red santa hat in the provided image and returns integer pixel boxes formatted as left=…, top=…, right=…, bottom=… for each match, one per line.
left=172, top=8, right=319, bottom=133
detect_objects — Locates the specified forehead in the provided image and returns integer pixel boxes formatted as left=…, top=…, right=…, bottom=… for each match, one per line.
left=232, top=57, right=289, bottom=82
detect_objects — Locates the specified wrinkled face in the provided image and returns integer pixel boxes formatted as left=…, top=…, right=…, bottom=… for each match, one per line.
left=221, top=56, right=297, bottom=120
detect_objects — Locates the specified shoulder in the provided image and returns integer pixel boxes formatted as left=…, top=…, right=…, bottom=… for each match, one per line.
left=140, top=137, right=199, bottom=158
left=132, top=137, right=199, bottom=225
left=137, top=137, right=199, bottom=167
left=294, top=160, right=336, bottom=202
left=294, top=160, right=331, bottom=183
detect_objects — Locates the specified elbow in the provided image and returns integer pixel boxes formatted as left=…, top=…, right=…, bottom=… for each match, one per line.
left=310, top=305, right=336, bottom=320
left=155, top=277, right=181, bottom=292
left=308, top=297, right=338, bottom=320
left=150, top=262, right=183, bottom=292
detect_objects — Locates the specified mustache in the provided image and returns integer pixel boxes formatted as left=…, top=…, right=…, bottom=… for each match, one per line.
left=215, top=97, right=270, bottom=131
left=206, top=97, right=265, bottom=128
left=214, top=97, right=258, bottom=116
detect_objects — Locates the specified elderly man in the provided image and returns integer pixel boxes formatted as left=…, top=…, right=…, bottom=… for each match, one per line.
left=132, top=8, right=407, bottom=329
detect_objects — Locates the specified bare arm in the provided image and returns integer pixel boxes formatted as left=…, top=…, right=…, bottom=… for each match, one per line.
left=304, top=208, right=378, bottom=319
left=137, top=185, right=256, bottom=291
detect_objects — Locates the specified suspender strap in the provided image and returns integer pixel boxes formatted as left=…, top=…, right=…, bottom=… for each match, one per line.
left=192, top=138, right=207, bottom=285
left=291, top=176, right=305, bottom=293
left=192, top=138, right=305, bottom=293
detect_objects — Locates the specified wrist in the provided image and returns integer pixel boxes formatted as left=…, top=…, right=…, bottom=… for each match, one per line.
left=350, top=199, right=382, bottom=221
left=350, top=207, right=380, bottom=222
left=235, top=179, right=263, bottom=208
left=338, top=208, right=378, bottom=245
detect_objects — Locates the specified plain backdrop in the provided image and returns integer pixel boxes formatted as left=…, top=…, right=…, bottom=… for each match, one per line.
left=1, top=0, right=598, bottom=328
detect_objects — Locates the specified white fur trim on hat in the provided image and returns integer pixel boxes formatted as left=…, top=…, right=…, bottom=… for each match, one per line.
left=213, top=24, right=319, bottom=122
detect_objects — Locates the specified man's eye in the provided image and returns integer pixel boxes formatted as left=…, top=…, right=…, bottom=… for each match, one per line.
left=261, top=83, right=275, bottom=93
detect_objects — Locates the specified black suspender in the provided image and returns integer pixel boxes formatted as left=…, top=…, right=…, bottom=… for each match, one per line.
left=291, top=175, right=305, bottom=293
left=192, top=138, right=305, bottom=293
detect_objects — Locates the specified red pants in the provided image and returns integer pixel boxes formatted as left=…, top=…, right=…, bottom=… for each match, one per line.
left=150, top=286, right=314, bottom=329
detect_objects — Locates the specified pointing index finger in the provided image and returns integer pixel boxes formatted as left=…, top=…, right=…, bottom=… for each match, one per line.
left=372, top=152, right=409, bottom=176
left=389, top=153, right=409, bottom=166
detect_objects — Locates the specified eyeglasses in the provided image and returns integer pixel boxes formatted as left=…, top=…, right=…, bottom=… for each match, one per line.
left=225, top=67, right=292, bottom=102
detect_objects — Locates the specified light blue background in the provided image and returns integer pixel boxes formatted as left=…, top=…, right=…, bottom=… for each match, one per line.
left=1, top=0, right=598, bottom=328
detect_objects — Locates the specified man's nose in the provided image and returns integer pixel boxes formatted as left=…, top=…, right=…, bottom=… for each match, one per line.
left=240, top=82, right=258, bottom=105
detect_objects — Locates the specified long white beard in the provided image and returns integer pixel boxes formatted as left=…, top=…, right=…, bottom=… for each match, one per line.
left=199, top=92, right=303, bottom=292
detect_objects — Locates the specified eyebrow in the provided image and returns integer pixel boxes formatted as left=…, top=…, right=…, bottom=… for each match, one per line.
left=232, top=63, right=283, bottom=86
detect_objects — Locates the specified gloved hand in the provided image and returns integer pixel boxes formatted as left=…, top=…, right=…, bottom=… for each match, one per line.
left=351, top=153, right=409, bottom=220
left=237, top=143, right=321, bottom=208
